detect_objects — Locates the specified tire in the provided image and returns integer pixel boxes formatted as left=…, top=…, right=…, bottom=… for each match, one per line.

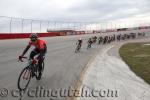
left=17, top=67, right=31, bottom=91
left=41, top=61, right=44, bottom=74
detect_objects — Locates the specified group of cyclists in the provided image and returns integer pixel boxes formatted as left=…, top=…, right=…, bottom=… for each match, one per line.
left=18, top=32, right=145, bottom=80
left=75, top=32, right=145, bottom=52
left=16, top=32, right=145, bottom=91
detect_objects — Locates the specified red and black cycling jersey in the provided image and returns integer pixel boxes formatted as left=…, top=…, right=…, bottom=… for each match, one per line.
left=29, top=39, right=46, bottom=50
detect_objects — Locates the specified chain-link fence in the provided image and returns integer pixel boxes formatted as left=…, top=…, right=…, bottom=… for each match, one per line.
left=0, top=16, right=150, bottom=33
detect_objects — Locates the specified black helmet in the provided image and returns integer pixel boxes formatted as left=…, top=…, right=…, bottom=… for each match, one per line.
left=29, top=33, right=38, bottom=42
left=29, top=33, right=38, bottom=39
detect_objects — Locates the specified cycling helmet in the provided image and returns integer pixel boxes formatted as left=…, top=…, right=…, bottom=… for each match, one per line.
left=29, top=33, right=38, bottom=42
left=29, top=33, right=38, bottom=39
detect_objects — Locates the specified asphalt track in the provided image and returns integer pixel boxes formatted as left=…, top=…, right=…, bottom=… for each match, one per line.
left=77, top=38, right=150, bottom=100
left=0, top=31, right=150, bottom=100
left=0, top=34, right=104, bottom=100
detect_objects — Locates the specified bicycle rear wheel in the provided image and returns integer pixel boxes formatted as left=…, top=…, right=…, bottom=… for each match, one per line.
left=41, top=61, right=44, bottom=75
left=17, top=67, right=32, bottom=91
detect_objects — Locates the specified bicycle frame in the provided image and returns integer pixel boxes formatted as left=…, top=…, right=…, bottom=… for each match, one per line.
left=18, top=56, right=45, bottom=91
left=75, top=44, right=81, bottom=53
left=22, top=57, right=38, bottom=66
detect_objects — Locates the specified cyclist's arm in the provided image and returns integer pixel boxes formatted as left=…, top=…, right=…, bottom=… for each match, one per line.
left=21, top=45, right=30, bottom=56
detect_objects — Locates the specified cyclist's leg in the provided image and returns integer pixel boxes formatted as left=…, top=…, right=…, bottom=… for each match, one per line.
left=79, top=44, right=81, bottom=49
left=78, top=44, right=81, bottom=51
left=37, top=48, right=46, bottom=79
left=30, top=49, right=39, bottom=76
left=76, top=44, right=79, bottom=51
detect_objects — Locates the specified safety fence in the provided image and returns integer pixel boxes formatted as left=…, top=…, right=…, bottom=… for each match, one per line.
left=0, top=16, right=150, bottom=33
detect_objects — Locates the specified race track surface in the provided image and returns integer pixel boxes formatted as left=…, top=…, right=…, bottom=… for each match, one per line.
left=0, top=35, right=103, bottom=100
left=0, top=32, right=150, bottom=100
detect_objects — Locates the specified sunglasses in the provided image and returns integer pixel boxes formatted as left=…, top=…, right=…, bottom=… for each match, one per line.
left=30, top=38, right=37, bottom=42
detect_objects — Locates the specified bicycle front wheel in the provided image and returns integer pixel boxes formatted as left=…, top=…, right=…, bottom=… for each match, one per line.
left=17, top=67, right=32, bottom=91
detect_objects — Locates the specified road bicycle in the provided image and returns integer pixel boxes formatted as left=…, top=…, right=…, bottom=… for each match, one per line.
left=17, top=56, right=45, bottom=91
left=87, top=42, right=92, bottom=49
left=75, top=44, right=81, bottom=53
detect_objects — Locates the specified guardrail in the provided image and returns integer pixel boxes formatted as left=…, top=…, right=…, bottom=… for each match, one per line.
left=1, top=16, right=150, bottom=33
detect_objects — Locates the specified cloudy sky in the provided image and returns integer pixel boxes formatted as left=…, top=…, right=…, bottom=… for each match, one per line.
left=0, top=0, right=150, bottom=22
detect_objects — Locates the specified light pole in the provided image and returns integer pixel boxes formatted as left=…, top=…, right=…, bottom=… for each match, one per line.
left=40, top=21, right=41, bottom=33
left=31, top=20, right=33, bottom=33
left=10, top=18, right=12, bottom=33
left=21, top=19, right=24, bottom=33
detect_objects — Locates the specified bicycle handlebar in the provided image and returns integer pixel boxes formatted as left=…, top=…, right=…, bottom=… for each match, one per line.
left=21, top=57, right=28, bottom=59
left=18, top=56, right=28, bottom=62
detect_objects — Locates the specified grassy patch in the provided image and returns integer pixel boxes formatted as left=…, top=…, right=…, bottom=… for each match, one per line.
left=119, top=42, right=150, bottom=84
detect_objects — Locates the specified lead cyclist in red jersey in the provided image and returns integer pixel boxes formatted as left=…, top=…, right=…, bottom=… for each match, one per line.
left=18, top=33, right=47, bottom=80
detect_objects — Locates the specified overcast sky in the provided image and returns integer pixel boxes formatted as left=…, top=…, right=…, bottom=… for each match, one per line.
left=0, top=0, right=150, bottom=22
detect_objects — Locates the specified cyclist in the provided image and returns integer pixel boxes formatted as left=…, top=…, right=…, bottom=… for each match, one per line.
left=87, top=38, right=92, bottom=49
left=92, top=36, right=97, bottom=43
left=75, top=38, right=83, bottom=52
left=98, top=36, right=103, bottom=44
left=18, top=33, right=47, bottom=80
